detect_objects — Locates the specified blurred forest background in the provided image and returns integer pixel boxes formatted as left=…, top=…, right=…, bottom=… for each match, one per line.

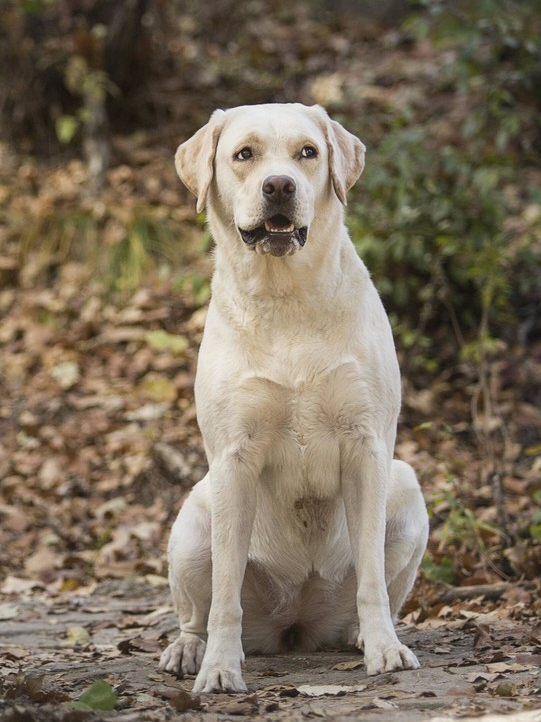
left=0, top=0, right=540, bottom=617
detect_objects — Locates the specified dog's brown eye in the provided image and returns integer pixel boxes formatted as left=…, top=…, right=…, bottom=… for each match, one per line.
left=301, top=145, right=317, bottom=159
left=235, top=147, right=253, bottom=161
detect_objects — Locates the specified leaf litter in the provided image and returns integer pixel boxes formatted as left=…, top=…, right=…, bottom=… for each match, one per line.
left=1, top=4, right=541, bottom=722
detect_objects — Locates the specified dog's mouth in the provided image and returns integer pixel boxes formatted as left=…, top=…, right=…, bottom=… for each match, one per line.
left=239, top=214, right=308, bottom=258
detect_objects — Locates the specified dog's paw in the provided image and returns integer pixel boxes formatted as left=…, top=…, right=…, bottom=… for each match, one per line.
left=193, top=665, right=247, bottom=694
left=365, top=643, right=420, bottom=676
left=159, top=632, right=206, bottom=675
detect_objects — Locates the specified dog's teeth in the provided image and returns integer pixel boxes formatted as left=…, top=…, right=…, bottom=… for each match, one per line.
left=264, top=221, right=295, bottom=233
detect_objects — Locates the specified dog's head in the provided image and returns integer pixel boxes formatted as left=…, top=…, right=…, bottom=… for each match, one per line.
left=175, top=104, right=365, bottom=258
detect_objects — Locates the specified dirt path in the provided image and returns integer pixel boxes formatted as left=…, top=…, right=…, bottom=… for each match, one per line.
left=1, top=582, right=540, bottom=721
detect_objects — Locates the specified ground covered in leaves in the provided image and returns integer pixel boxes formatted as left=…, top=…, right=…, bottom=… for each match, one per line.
left=1, top=581, right=541, bottom=722
left=1, top=2, right=541, bottom=720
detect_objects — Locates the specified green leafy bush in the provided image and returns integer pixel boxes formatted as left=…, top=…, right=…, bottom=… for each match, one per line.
left=349, top=0, right=541, bottom=368
left=349, top=127, right=514, bottom=364
left=409, top=0, right=541, bottom=154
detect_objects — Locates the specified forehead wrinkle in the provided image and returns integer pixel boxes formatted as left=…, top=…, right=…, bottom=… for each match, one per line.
left=222, top=125, right=325, bottom=159
left=226, top=131, right=263, bottom=152
left=221, top=107, right=324, bottom=150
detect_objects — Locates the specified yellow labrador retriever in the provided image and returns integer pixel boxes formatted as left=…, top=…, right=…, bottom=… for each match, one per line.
left=160, top=103, right=428, bottom=693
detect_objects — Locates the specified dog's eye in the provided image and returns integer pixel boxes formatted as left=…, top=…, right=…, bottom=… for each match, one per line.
left=300, top=145, right=317, bottom=159
left=235, top=147, right=253, bottom=161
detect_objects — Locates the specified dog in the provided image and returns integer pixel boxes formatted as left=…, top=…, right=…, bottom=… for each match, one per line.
left=159, top=103, right=429, bottom=694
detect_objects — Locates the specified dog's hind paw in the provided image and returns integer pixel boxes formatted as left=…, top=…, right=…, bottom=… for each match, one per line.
left=365, top=643, right=420, bottom=676
left=159, top=632, right=206, bottom=676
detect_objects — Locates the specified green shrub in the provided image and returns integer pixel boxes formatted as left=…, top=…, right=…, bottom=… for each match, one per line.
left=349, top=128, right=511, bottom=355
left=348, top=0, right=541, bottom=368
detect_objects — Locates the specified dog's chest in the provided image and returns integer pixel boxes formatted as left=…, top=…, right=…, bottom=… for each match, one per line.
left=276, top=389, right=339, bottom=498
left=256, top=362, right=372, bottom=501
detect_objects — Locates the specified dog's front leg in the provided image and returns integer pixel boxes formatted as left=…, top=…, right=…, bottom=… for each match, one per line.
left=342, top=439, right=420, bottom=675
left=192, top=454, right=257, bottom=694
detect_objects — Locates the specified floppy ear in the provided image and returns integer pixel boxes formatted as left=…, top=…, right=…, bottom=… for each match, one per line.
left=175, top=109, right=226, bottom=213
left=312, top=106, right=366, bottom=206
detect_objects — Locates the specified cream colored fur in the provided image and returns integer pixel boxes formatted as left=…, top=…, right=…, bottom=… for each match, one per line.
left=160, top=103, right=429, bottom=694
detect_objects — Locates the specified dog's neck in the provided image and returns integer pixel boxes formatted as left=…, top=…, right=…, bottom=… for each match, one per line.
left=208, top=203, right=350, bottom=303
left=204, top=202, right=368, bottom=341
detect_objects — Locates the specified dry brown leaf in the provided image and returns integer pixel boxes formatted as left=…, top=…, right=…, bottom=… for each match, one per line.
left=297, top=684, right=366, bottom=696
left=332, top=659, right=364, bottom=671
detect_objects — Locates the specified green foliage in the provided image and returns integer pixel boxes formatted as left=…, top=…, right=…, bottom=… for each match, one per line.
left=69, top=680, right=117, bottom=711
left=22, top=207, right=101, bottom=268
left=349, top=0, right=541, bottom=365
left=408, top=0, right=541, bottom=154
left=145, top=329, right=189, bottom=355
left=109, top=217, right=161, bottom=290
left=349, top=128, right=511, bottom=352
left=174, top=270, right=212, bottom=306
left=528, top=508, right=541, bottom=543
left=56, top=53, right=118, bottom=145
left=102, top=210, right=179, bottom=291
left=55, top=115, right=79, bottom=144
left=21, top=204, right=182, bottom=291
left=421, top=555, right=455, bottom=585
left=429, top=476, right=504, bottom=567
left=437, top=502, right=502, bottom=552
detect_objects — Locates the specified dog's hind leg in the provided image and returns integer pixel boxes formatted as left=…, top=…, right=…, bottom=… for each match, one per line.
left=160, top=476, right=211, bottom=675
left=385, top=460, right=429, bottom=620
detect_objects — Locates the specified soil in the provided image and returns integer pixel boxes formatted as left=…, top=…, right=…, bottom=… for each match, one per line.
left=1, top=582, right=540, bottom=722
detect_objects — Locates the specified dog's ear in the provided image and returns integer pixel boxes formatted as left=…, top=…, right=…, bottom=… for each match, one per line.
left=312, top=106, right=366, bottom=206
left=175, top=109, right=226, bottom=213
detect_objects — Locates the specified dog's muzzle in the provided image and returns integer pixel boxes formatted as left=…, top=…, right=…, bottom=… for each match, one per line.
left=239, top=214, right=308, bottom=257
left=238, top=174, right=308, bottom=257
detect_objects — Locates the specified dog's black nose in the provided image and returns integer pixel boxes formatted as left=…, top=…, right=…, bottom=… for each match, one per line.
left=262, top=175, right=296, bottom=203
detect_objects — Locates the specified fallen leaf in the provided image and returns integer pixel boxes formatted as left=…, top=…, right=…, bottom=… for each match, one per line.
left=474, top=624, right=494, bottom=649
left=359, top=697, right=398, bottom=710
left=50, top=360, right=80, bottom=389
left=63, top=625, right=91, bottom=647
left=447, top=685, right=476, bottom=696
left=297, top=684, right=366, bottom=696
left=257, top=668, right=287, bottom=678
left=117, top=635, right=163, bottom=654
left=332, top=659, right=364, bottom=671
left=515, top=653, right=541, bottom=666
left=467, top=672, right=501, bottom=683
left=24, top=546, right=58, bottom=577
left=0, top=576, right=44, bottom=594
left=264, top=685, right=299, bottom=697
left=72, top=680, right=117, bottom=710
left=0, top=603, right=19, bottom=620
left=494, top=681, right=518, bottom=697
left=4, top=673, right=44, bottom=701
left=151, top=685, right=200, bottom=711
left=144, top=329, right=189, bottom=355
left=144, top=573, right=169, bottom=587
left=210, top=694, right=258, bottom=716
left=303, top=702, right=331, bottom=717
left=3, top=646, right=29, bottom=660
left=486, top=662, right=531, bottom=674
left=138, top=374, right=177, bottom=402
left=125, top=401, right=171, bottom=421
